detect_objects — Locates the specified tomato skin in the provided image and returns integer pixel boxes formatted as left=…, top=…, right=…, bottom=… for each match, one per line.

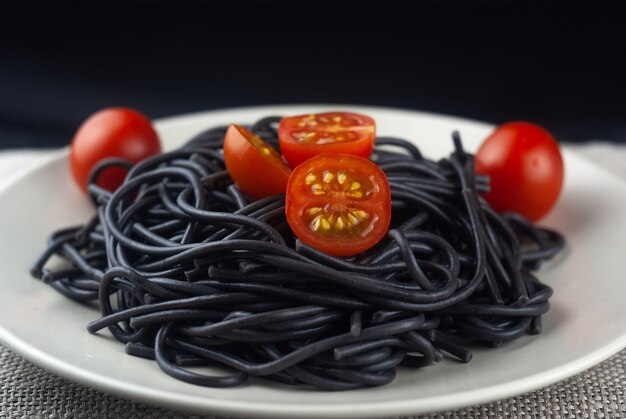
left=223, top=124, right=292, bottom=199
left=286, top=153, right=391, bottom=257
left=70, top=107, right=161, bottom=193
left=475, top=121, right=564, bottom=222
left=278, top=112, right=376, bottom=168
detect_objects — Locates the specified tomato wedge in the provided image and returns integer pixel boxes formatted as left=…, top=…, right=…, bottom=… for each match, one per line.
left=223, top=124, right=292, bottom=199
left=278, top=112, right=376, bottom=168
left=286, top=153, right=391, bottom=257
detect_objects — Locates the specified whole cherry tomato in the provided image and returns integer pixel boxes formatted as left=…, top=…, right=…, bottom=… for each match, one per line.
left=475, top=121, right=564, bottom=221
left=70, top=107, right=161, bottom=193
left=286, top=153, right=391, bottom=257
left=278, top=112, right=376, bottom=168
left=223, top=124, right=292, bottom=199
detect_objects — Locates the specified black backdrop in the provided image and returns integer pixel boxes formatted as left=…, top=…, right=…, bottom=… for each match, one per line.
left=1, top=0, right=625, bottom=148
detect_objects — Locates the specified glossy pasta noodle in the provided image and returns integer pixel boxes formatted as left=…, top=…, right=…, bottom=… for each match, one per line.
left=31, top=116, right=565, bottom=390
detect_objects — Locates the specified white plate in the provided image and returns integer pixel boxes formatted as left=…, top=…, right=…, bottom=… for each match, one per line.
left=1, top=105, right=626, bottom=418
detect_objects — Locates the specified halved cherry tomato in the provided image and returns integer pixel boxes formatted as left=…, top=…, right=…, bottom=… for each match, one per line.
left=278, top=112, right=376, bottom=168
left=286, top=153, right=391, bottom=257
left=475, top=121, right=564, bottom=221
left=223, top=124, right=292, bottom=199
left=70, top=107, right=161, bottom=193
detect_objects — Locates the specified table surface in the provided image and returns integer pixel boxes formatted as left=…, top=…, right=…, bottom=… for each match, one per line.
left=1, top=144, right=625, bottom=418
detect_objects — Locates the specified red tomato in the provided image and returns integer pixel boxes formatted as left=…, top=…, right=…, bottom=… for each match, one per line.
left=475, top=121, right=564, bottom=221
left=286, top=153, right=391, bottom=257
left=223, top=124, right=292, bottom=199
left=278, top=112, right=376, bottom=168
left=70, top=108, right=161, bottom=193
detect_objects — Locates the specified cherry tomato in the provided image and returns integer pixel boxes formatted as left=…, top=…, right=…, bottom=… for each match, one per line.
left=70, top=107, right=161, bottom=193
left=278, top=112, right=376, bottom=168
left=223, top=124, right=292, bottom=199
left=286, top=153, right=391, bottom=257
left=475, top=121, right=564, bottom=222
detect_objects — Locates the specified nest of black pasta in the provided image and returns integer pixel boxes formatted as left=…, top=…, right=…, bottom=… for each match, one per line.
left=31, top=116, right=564, bottom=390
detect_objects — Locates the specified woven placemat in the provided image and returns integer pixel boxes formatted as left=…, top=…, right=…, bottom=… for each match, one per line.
left=1, top=344, right=624, bottom=418
left=1, top=143, right=625, bottom=418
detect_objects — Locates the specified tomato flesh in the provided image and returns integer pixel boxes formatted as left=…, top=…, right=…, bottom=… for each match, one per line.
left=70, top=107, right=161, bottom=193
left=286, top=153, right=391, bottom=257
left=223, top=124, right=292, bottom=199
left=279, top=112, right=376, bottom=168
left=475, top=121, right=564, bottom=221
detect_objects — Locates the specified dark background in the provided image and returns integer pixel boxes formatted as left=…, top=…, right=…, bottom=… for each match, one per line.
left=1, top=0, right=625, bottom=149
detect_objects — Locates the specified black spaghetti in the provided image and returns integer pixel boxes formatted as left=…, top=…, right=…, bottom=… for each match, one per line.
left=31, top=116, right=565, bottom=390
